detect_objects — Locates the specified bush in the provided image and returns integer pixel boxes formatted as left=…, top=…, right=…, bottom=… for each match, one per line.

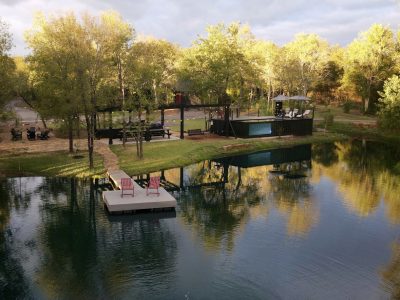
left=342, top=101, right=352, bottom=113
left=321, top=110, right=334, bottom=131
left=378, top=75, right=400, bottom=133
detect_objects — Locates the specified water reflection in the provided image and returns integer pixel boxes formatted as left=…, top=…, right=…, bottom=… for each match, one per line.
left=0, top=179, right=30, bottom=299
left=382, top=241, right=400, bottom=299
left=1, top=140, right=400, bottom=298
left=0, top=178, right=178, bottom=298
left=312, top=140, right=400, bottom=223
left=177, top=145, right=315, bottom=250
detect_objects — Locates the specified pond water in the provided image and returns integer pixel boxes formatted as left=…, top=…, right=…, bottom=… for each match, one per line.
left=2, top=140, right=400, bottom=299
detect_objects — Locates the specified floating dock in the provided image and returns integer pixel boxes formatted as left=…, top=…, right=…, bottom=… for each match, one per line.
left=103, top=170, right=177, bottom=214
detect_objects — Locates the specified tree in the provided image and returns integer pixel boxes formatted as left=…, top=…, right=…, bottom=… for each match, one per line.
left=285, top=33, right=330, bottom=96
left=343, top=24, right=396, bottom=114
left=0, top=18, right=16, bottom=112
left=378, top=75, right=400, bottom=132
left=25, top=13, right=86, bottom=153
left=178, top=23, right=253, bottom=106
left=25, top=11, right=134, bottom=167
left=251, top=41, right=280, bottom=109
left=125, top=38, right=178, bottom=159
left=99, top=11, right=134, bottom=147
left=313, top=54, right=344, bottom=104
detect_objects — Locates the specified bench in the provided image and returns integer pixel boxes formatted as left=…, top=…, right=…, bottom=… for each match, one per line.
left=10, top=128, right=22, bottom=141
left=145, top=128, right=171, bottom=141
left=95, top=128, right=123, bottom=140
left=188, top=129, right=204, bottom=136
left=37, top=129, right=50, bottom=140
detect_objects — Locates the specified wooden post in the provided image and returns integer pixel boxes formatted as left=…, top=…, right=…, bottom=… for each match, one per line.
left=180, top=104, right=184, bottom=139
left=180, top=167, right=184, bottom=190
left=224, top=105, right=230, bottom=137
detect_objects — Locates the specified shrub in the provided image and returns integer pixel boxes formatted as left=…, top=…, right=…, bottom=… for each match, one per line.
left=342, top=101, right=352, bottom=113
left=321, top=110, right=334, bottom=131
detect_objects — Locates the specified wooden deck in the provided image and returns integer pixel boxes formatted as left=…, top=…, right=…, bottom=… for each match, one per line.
left=104, top=170, right=177, bottom=214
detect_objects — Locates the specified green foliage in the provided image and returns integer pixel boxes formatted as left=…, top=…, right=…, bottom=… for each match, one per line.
left=178, top=23, right=254, bottom=104
left=342, top=101, right=352, bottom=113
left=285, top=33, right=330, bottom=95
left=320, top=109, right=335, bottom=130
left=343, top=24, right=396, bottom=114
left=378, top=75, right=400, bottom=132
left=0, top=19, right=16, bottom=108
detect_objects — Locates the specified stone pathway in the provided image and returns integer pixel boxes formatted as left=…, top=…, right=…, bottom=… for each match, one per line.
left=94, top=140, right=119, bottom=171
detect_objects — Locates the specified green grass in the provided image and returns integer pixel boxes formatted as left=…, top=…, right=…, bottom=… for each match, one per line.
left=0, top=151, right=106, bottom=178
left=314, top=105, right=376, bottom=122
left=323, top=122, right=400, bottom=144
left=111, top=132, right=346, bottom=175
left=165, top=118, right=207, bottom=131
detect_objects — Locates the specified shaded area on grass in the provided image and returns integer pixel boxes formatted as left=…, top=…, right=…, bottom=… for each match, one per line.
left=0, top=151, right=105, bottom=178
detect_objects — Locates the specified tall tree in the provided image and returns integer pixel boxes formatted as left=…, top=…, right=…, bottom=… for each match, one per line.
left=343, top=24, right=396, bottom=113
left=178, top=23, right=253, bottom=106
left=125, top=38, right=177, bottom=159
left=285, top=33, right=330, bottom=96
left=25, top=13, right=86, bottom=153
left=0, top=18, right=15, bottom=112
left=26, top=11, right=134, bottom=167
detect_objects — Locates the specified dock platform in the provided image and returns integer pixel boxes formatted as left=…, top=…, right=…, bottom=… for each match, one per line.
left=104, top=170, right=177, bottom=214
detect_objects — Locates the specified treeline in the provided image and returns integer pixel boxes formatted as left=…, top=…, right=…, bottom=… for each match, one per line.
left=0, top=11, right=399, bottom=166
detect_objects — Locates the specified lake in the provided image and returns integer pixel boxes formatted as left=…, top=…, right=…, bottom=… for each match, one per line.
left=1, top=140, right=400, bottom=299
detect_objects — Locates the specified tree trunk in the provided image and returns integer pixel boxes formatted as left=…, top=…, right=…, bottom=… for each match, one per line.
left=40, top=117, right=47, bottom=129
left=76, top=116, right=81, bottom=138
left=118, top=58, right=126, bottom=148
left=67, top=116, right=74, bottom=153
left=87, top=113, right=95, bottom=169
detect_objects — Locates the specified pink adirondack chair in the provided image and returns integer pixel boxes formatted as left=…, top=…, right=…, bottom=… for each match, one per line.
left=146, top=176, right=160, bottom=196
left=121, top=178, right=134, bottom=197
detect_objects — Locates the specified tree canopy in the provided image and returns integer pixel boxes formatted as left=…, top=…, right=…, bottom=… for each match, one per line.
left=1, top=10, right=398, bottom=166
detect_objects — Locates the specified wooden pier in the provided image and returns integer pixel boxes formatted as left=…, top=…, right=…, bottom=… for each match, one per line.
left=103, top=170, right=177, bottom=214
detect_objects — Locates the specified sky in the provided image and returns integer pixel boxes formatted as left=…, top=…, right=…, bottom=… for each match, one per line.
left=1, top=0, right=400, bottom=56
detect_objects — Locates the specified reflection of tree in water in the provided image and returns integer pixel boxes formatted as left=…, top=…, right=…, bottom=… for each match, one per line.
left=0, top=178, right=30, bottom=298
left=268, top=165, right=319, bottom=236
left=179, top=163, right=267, bottom=251
left=316, top=140, right=400, bottom=222
left=381, top=241, right=400, bottom=299
left=312, top=143, right=339, bottom=166
left=36, top=178, right=177, bottom=298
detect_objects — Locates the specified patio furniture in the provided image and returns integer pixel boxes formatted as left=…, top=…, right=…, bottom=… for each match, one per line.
left=121, top=178, right=134, bottom=197
left=297, top=109, right=311, bottom=118
left=10, top=128, right=22, bottom=141
left=285, top=111, right=292, bottom=118
left=144, top=123, right=171, bottom=141
left=27, top=127, right=36, bottom=140
left=146, top=176, right=160, bottom=196
left=37, top=129, right=50, bottom=140
left=95, top=128, right=123, bottom=140
left=188, top=129, right=204, bottom=136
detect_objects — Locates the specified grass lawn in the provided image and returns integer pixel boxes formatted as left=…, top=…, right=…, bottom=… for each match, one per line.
left=322, top=122, right=400, bottom=144
left=0, top=151, right=105, bottom=178
left=166, top=118, right=207, bottom=131
left=111, top=132, right=346, bottom=175
left=314, top=105, right=376, bottom=123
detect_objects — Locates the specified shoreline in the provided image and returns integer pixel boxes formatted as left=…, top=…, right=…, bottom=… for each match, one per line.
left=0, top=132, right=347, bottom=178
